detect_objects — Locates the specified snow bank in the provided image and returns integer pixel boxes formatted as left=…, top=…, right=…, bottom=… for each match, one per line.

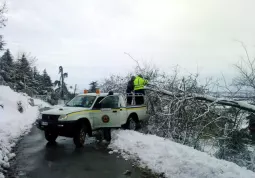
left=0, top=86, right=39, bottom=178
left=109, top=130, right=255, bottom=178
left=33, top=98, right=52, bottom=108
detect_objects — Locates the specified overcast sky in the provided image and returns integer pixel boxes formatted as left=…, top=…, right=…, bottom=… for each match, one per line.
left=2, top=0, right=255, bottom=91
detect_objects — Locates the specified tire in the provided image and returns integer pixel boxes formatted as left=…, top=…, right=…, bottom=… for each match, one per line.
left=126, top=116, right=140, bottom=130
left=45, top=131, right=58, bottom=142
left=73, top=124, right=87, bottom=147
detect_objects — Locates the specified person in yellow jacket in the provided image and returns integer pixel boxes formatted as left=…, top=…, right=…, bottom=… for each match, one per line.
left=133, top=74, right=148, bottom=105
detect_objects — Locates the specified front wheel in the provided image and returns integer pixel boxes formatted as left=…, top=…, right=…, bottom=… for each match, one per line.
left=73, top=124, right=87, bottom=147
left=45, top=131, right=58, bottom=142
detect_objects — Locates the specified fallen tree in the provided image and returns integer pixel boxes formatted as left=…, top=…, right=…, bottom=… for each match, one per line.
left=101, top=57, right=255, bottom=171
left=145, top=86, right=255, bottom=113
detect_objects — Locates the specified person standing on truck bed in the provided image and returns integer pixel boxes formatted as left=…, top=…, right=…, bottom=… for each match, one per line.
left=134, top=74, right=148, bottom=105
left=126, top=76, right=136, bottom=105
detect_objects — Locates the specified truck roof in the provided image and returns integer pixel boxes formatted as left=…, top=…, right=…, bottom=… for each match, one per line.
left=78, top=93, right=121, bottom=97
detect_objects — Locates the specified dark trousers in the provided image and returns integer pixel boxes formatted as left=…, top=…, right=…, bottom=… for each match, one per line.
left=126, top=90, right=133, bottom=105
left=103, top=128, right=111, bottom=141
left=134, top=89, right=145, bottom=105
left=127, top=95, right=132, bottom=105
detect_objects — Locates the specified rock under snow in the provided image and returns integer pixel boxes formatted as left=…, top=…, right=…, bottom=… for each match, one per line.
left=109, top=130, right=255, bottom=178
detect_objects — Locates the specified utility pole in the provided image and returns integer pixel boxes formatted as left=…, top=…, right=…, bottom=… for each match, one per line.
left=73, top=84, right=77, bottom=95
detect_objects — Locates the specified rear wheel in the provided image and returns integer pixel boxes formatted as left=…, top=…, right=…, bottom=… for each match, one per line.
left=73, top=124, right=87, bottom=147
left=45, top=131, right=58, bottom=142
left=126, top=116, right=140, bottom=130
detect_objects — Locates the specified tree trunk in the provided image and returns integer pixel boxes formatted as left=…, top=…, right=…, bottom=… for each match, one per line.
left=61, top=70, right=64, bottom=99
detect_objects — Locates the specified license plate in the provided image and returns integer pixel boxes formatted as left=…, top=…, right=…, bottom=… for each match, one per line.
left=41, top=122, right=48, bottom=126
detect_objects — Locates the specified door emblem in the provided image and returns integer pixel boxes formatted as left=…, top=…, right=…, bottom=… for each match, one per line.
left=102, top=115, right=110, bottom=123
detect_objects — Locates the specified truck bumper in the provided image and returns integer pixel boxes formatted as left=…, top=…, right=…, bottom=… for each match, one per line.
left=36, top=119, right=76, bottom=137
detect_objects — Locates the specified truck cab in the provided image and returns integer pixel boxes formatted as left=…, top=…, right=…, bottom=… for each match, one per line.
left=37, top=92, right=148, bottom=147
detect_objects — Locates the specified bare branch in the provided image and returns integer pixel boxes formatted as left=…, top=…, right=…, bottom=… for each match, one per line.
left=124, top=52, right=142, bottom=71
left=0, top=3, right=7, bottom=28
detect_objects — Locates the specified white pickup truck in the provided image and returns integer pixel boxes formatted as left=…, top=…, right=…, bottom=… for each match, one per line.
left=37, top=92, right=148, bottom=147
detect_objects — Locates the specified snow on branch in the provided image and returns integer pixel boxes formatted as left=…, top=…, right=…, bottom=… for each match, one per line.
left=145, top=86, right=255, bottom=113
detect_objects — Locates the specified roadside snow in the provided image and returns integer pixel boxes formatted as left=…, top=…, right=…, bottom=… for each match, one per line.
left=109, top=130, right=255, bottom=178
left=33, top=98, right=52, bottom=108
left=0, top=86, right=41, bottom=178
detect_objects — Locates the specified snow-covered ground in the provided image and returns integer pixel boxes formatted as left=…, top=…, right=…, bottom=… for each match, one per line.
left=109, top=130, right=255, bottom=178
left=33, top=98, right=52, bottom=108
left=0, top=86, right=48, bottom=178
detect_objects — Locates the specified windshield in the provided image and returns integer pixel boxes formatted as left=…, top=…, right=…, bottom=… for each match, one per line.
left=66, top=95, right=96, bottom=108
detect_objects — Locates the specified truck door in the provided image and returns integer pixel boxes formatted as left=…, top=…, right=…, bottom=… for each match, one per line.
left=118, top=94, right=129, bottom=125
left=93, top=95, right=121, bottom=128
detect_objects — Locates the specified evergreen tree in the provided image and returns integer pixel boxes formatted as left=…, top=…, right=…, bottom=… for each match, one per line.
left=89, top=81, right=98, bottom=92
left=15, top=54, right=34, bottom=93
left=31, top=66, right=42, bottom=93
left=0, top=49, right=14, bottom=83
left=41, top=69, right=53, bottom=94
left=0, top=49, right=66, bottom=102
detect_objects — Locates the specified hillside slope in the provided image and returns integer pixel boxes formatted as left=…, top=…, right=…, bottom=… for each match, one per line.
left=0, top=86, right=49, bottom=178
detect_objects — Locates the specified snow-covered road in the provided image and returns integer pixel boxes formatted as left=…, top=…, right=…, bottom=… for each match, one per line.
left=1, top=85, right=255, bottom=178
left=8, top=127, right=149, bottom=178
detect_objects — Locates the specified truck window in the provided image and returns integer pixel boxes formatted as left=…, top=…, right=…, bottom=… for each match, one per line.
left=93, top=97, right=104, bottom=109
left=100, top=96, right=119, bottom=109
left=66, top=95, right=96, bottom=108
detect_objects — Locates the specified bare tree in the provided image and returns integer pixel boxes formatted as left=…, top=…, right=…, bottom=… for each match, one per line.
left=0, top=3, right=7, bottom=28
left=233, top=42, right=255, bottom=94
left=0, top=3, right=7, bottom=50
left=124, top=52, right=159, bottom=81
left=100, top=74, right=130, bottom=93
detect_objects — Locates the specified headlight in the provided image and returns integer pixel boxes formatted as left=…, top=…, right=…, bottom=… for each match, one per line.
left=59, top=115, right=68, bottom=120
left=38, top=113, right=42, bottom=119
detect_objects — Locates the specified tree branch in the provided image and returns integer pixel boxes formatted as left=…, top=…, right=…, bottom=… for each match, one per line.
left=145, top=86, right=255, bottom=113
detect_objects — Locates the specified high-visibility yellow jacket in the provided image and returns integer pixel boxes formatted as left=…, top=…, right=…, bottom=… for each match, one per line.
left=134, top=76, right=148, bottom=90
